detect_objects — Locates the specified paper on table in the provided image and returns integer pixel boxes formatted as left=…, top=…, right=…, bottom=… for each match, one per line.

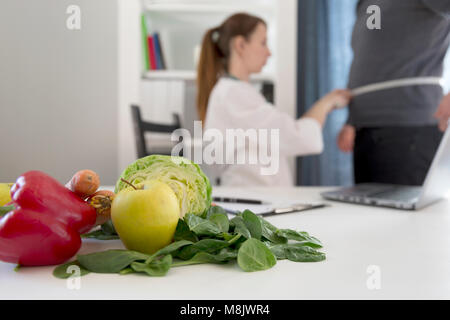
left=214, top=200, right=326, bottom=216
left=214, top=202, right=275, bottom=215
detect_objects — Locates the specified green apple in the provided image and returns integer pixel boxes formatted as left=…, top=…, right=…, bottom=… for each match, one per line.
left=0, top=183, right=13, bottom=207
left=111, top=179, right=180, bottom=254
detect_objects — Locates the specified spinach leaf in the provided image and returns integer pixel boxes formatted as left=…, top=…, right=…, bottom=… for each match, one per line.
left=119, top=267, right=135, bottom=275
left=275, top=229, right=323, bottom=248
left=284, top=245, right=326, bottom=262
left=237, top=238, right=277, bottom=272
left=145, top=240, right=193, bottom=263
left=81, top=229, right=120, bottom=240
left=233, top=236, right=248, bottom=251
left=267, top=243, right=326, bottom=262
left=215, top=247, right=238, bottom=261
left=221, top=233, right=235, bottom=242
left=77, top=250, right=150, bottom=273
left=53, top=260, right=90, bottom=279
left=172, top=250, right=235, bottom=267
left=131, top=255, right=172, bottom=276
left=226, top=234, right=242, bottom=245
left=266, top=244, right=287, bottom=260
left=206, top=205, right=228, bottom=218
left=208, top=213, right=230, bottom=233
left=184, top=213, right=222, bottom=237
left=221, top=233, right=244, bottom=248
left=242, top=210, right=262, bottom=240
left=259, top=217, right=287, bottom=244
left=174, top=219, right=199, bottom=242
left=230, top=216, right=251, bottom=239
left=176, top=239, right=230, bottom=260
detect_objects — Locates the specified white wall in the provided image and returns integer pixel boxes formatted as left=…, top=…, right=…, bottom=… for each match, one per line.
left=117, top=0, right=141, bottom=176
left=0, top=0, right=119, bottom=185
left=275, top=0, right=298, bottom=184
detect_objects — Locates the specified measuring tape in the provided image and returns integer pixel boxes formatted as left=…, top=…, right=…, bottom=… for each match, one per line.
left=350, top=77, right=444, bottom=97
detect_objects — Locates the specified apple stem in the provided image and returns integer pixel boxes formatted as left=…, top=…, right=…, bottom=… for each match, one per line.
left=120, top=178, right=137, bottom=190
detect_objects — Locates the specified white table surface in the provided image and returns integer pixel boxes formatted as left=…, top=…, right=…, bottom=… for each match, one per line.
left=2, top=186, right=450, bottom=300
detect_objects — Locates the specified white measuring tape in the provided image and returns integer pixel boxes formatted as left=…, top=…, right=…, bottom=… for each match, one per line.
left=350, top=77, right=444, bottom=97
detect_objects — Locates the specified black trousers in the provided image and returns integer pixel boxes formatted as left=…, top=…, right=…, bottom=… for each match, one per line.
left=353, top=126, right=443, bottom=186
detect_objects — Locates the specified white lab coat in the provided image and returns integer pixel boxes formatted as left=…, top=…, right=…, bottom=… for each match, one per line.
left=204, top=77, right=324, bottom=187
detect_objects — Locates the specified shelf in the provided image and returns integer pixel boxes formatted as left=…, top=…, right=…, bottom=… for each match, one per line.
left=143, top=3, right=275, bottom=15
left=142, top=70, right=275, bottom=82
left=143, top=70, right=196, bottom=80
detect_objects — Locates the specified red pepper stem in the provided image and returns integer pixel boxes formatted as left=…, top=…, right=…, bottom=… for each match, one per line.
left=120, top=178, right=137, bottom=190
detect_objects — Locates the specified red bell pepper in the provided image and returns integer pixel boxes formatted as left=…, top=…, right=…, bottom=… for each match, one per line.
left=0, top=171, right=97, bottom=266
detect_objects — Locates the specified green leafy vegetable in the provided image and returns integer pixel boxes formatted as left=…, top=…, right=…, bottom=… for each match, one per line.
left=53, top=260, right=90, bottom=279
left=184, top=213, right=222, bottom=237
left=81, top=220, right=119, bottom=240
left=172, top=249, right=236, bottom=267
left=266, top=243, right=287, bottom=260
left=130, top=255, right=172, bottom=276
left=208, top=213, right=230, bottom=233
left=81, top=229, right=120, bottom=240
left=241, top=210, right=262, bottom=240
left=276, top=229, right=323, bottom=248
left=284, top=244, right=326, bottom=262
left=206, top=205, right=228, bottom=218
left=230, top=216, right=252, bottom=239
left=175, top=239, right=230, bottom=260
left=174, top=219, right=199, bottom=242
left=268, top=243, right=326, bottom=262
left=145, top=240, right=193, bottom=263
left=77, top=250, right=150, bottom=273
left=259, top=217, right=287, bottom=244
left=53, top=206, right=326, bottom=278
left=237, top=238, right=277, bottom=272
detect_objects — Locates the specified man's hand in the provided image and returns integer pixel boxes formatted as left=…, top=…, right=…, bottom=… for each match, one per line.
left=434, top=93, right=450, bottom=132
left=337, top=124, right=356, bottom=153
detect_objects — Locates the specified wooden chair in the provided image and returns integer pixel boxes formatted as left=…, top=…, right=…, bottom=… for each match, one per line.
left=131, top=105, right=182, bottom=158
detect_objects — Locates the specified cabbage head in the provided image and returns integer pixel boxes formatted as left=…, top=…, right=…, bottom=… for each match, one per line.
left=115, top=155, right=212, bottom=217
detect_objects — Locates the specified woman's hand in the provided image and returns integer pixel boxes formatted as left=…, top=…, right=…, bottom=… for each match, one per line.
left=303, top=89, right=353, bottom=127
left=337, top=124, right=355, bottom=153
left=318, top=89, right=353, bottom=112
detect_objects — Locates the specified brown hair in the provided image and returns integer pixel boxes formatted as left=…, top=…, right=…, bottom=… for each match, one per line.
left=196, top=13, right=266, bottom=123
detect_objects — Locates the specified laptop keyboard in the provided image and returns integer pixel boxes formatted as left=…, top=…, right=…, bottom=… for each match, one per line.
left=368, top=187, right=422, bottom=201
left=336, top=184, right=393, bottom=197
left=322, top=184, right=423, bottom=208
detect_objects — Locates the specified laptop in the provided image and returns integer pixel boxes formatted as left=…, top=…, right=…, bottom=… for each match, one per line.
left=321, top=126, right=450, bottom=210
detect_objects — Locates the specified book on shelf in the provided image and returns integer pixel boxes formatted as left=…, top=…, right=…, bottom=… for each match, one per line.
left=141, top=14, right=167, bottom=71
left=147, top=35, right=157, bottom=70
left=153, top=32, right=166, bottom=70
left=144, top=33, right=167, bottom=71
left=141, top=14, right=150, bottom=71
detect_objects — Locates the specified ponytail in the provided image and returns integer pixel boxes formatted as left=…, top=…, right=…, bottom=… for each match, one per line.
left=196, top=27, right=224, bottom=124
left=196, top=13, right=266, bottom=124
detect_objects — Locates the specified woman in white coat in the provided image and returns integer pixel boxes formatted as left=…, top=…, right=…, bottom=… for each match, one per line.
left=197, top=13, right=352, bottom=187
